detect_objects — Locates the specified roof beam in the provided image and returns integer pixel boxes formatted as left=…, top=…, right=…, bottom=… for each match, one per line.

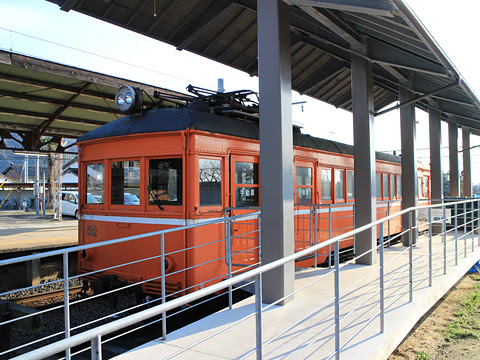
left=60, top=0, right=81, bottom=12
left=288, top=0, right=394, bottom=17
left=167, top=2, right=205, bottom=42
left=147, top=0, right=178, bottom=34
left=176, top=1, right=237, bottom=50
left=298, top=6, right=362, bottom=47
left=367, top=38, right=450, bottom=77
left=32, top=82, right=92, bottom=148
left=200, top=8, right=247, bottom=54
left=126, top=0, right=150, bottom=26
left=0, top=122, right=86, bottom=138
left=0, top=107, right=107, bottom=126
left=0, top=90, right=119, bottom=115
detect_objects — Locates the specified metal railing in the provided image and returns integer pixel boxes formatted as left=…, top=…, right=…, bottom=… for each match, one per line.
left=2, top=198, right=480, bottom=359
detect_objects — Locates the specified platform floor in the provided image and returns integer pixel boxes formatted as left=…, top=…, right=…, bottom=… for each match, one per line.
left=0, top=217, right=77, bottom=253
left=116, top=231, right=480, bottom=360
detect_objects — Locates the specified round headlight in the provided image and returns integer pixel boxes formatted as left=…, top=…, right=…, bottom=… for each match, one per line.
left=117, top=94, right=125, bottom=106
left=115, top=85, right=143, bottom=113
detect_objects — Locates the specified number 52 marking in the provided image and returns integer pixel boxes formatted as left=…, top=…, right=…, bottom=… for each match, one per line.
left=87, top=225, right=97, bottom=237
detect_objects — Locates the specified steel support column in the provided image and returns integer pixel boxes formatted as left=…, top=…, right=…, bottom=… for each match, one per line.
left=429, top=106, right=443, bottom=234
left=351, top=50, right=376, bottom=265
left=449, top=122, right=459, bottom=197
left=462, top=129, right=472, bottom=197
left=257, top=0, right=295, bottom=304
left=400, top=87, right=417, bottom=245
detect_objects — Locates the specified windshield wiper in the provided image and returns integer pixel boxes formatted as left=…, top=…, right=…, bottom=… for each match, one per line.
left=147, top=184, right=164, bottom=210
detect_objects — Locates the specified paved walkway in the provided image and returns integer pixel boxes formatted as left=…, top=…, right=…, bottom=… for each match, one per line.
left=115, top=230, right=480, bottom=360
left=0, top=212, right=77, bottom=253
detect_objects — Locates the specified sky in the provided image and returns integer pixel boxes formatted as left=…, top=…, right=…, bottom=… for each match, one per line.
left=0, top=0, right=480, bottom=182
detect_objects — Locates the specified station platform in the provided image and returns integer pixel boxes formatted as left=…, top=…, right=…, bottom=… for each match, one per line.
left=114, top=231, right=480, bottom=360
left=0, top=214, right=78, bottom=253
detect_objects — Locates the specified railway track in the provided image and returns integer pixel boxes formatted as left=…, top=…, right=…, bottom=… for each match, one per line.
left=11, top=285, right=84, bottom=309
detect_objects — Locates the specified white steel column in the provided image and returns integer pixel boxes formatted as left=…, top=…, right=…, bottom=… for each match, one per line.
left=257, top=0, right=295, bottom=304
left=351, top=50, right=376, bottom=265
left=429, top=106, right=443, bottom=234
left=449, top=122, right=459, bottom=197
left=462, top=128, right=472, bottom=197
left=400, top=86, right=417, bottom=245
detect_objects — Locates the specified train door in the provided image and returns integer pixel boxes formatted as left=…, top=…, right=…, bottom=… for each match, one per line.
left=228, top=154, right=260, bottom=269
left=294, top=161, right=316, bottom=253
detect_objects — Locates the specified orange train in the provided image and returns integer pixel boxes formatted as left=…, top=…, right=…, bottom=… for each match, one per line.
left=77, top=86, right=430, bottom=296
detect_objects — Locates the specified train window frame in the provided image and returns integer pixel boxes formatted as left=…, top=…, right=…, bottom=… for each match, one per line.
left=295, top=162, right=314, bottom=205
left=334, top=169, right=345, bottom=203
left=320, top=168, right=333, bottom=204
left=198, top=157, right=223, bottom=208
left=85, top=162, right=105, bottom=206
left=231, top=155, right=260, bottom=208
left=346, top=170, right=354, bottom=202
left=383, top=174, right=389, bottom=200
left=396, top=175, right=402, bottom=199
left=147, top=157, right=183, bottom=209
left=110, top=159, right=141, bottom=207
left=417, top=177, right=423, bottom=198
left=376, top=173, right=382, bottom=199
left=390, top=174, right=396, bottom=199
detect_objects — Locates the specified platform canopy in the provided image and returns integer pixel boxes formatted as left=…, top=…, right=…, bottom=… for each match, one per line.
left=47, top=0, right=480, bottom=135
left=0, top=50, right=185, bottom=152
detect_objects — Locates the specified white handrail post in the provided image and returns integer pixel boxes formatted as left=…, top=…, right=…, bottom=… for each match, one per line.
left=314, top=205, right=318, bottom=267
left=428, top=207, right=433, bottom=286
left=464, top=202, right=467, bottom=258
left=227, top=216, right=233, bottom=310
left=91, top=335, right=102, bottom=360
left=379, top=222, right=384, bottom=333
left=334, top=240, right=340, bottom=360
left=63, top=252, right=71, bottom=360
left=477, top=200, right=480, bottom=247
left=387, top=201, right=391, bottom=247
left=408, top=212, right=413, bottom=303
left=329, top=205, right=332, bottom=268
left=255, top=273, right=263, bottom=360
left=161, top=233, right=167, bottom=340
left=443, top=204, right=447, bottom=275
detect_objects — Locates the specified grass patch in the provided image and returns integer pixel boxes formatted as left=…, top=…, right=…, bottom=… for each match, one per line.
left=444, top=275, right=480, bottom=342
left=415, top=351, right=430, bottom=359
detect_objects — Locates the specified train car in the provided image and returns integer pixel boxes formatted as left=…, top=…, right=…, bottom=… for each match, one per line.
left=77, top=85, right=430, bottom=297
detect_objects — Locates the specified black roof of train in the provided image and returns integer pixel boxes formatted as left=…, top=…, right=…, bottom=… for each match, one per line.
left=77, top=104, right=401, bottom=164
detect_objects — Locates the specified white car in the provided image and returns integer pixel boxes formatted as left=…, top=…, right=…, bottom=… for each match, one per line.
left=54, top=191, right=99, bottom=219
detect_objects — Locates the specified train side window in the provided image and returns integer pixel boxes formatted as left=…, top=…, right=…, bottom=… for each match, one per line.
left=321, top=169, right=332, bottom=201
left=376, top=174, right=382, bottom=199
left=383, top=174, right=389, bottom=199
left=418, top=177, right=423, bottom=198
left=148, top=158, right=183, bottom=206
left=390, top=175, right=396, bottom=199
left=111, top=160, right=140, bottom=205
left=425, top=177, right=430, bottom=199
left=86, top=163, right=104, bottom=204
left=199, top=159, right=222, bottom=206
left=235, top=162, right=259, bottom=207
left=396, top=175, right=402, bottom=198
left=346, top=170, right=354, bottom=200
left=334, top=169, right=344, bottom=201
left=295, top=166, right=312, bottom=205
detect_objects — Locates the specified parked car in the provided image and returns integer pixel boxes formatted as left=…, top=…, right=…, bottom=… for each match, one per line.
left=124, top=192, right=140, bottom=205
left=54, top=191, right=99, bottom=219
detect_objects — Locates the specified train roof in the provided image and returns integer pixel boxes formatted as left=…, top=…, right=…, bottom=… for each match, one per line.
left=77, top=104, right=401, bottom=164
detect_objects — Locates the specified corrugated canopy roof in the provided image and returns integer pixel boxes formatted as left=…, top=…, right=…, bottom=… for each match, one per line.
left=46, top=0, right=480, bottom=136
left=0, top=51, right=185, bottom=152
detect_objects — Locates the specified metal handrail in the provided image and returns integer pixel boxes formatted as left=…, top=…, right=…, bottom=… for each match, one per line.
left=7, top=198, right=480, bottom=360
